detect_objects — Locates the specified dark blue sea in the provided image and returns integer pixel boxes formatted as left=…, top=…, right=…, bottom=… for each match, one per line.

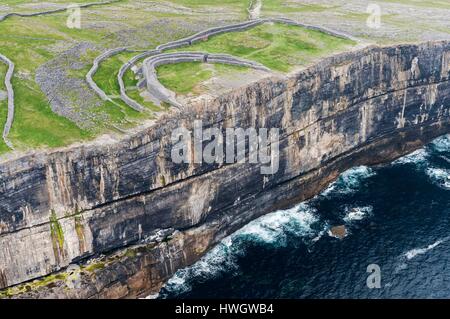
left=159, top=134, right=450, bottom=299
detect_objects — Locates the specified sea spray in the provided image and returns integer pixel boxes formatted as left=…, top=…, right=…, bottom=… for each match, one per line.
left=343, top=206, right=373, bottom=223
left=160, top=202, right=321, bottom=296
left=321, top=166, right=376, bottom=196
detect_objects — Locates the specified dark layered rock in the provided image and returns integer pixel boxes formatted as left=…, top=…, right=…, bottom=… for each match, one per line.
left=0, top=41, right=449, bottom=298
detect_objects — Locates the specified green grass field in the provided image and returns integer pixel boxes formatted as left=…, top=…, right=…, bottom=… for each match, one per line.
left=157, top=62, right=250, bottom=95
left=0, top=1, right=190, bottom=152
left=261, top=0, right=336, bottom=14
left=93, top=21, right=356, bottom=111
left=0, top=0, right=445, bottom=155
left=152, top=22, right=355, bottom=95
left=91, top=51, right=163, bottom=114
left=97, top=22, right=355, bottom=101
left=0, top=13, right=102, bottom=150
left=169, top=23, right=356, bottom=72
left=0, top=0, right=389, bottom=153
left=0, top=0, right=255, bottom=155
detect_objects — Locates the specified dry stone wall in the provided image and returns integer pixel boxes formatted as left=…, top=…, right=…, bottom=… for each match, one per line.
left=88, top=17, right=358, bottom=112
left=0, top=54, right=14, bottom=149
left=0, top=42, right=449, bottom=298
left=142, top=52, right=270, bottom=108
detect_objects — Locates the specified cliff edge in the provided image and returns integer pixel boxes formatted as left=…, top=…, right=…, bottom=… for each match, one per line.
left=1, top=41, right=450, bottom=298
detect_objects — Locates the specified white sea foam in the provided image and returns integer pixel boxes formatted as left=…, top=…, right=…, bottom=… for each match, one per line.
left=162, top=237, right=239, bottom=295
left=438, top=155, right=450, bottom=164
left=392, top=149, right=428, bottom=165
left=160, top=133, right=450, bottom=297
left=425, top=167, right=450, bottom=189
left=160, top=202, right=320, bottom=296
left=343, top=206, right=373, bottom=223
left=394, top=237, right=450, bottom=274
left=430, top=134, right=450, bottom=153
left=404, top=239, right=446, bottom=260
left=236, top=202, right=318, bottom=245
left=395, top=262, right=408, bottom=273
left=391, top=134, right=450, bottom=189
left=321, top=166, right=375, bottom=196
left=312, top=228, right=327, bottom=243
left=386, top=133, right=450, bottom=170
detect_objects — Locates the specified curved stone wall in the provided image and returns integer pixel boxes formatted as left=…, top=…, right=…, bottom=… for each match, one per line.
left=86, top=47, right=128, bottom=102
left=0, top=0, right=122, bottom=23
left=88, top=17, right=359, bottom=113
left=142, top=52, right=271, bottom=108
left=0, top=41, right=449, bottom=297
left=0, top=54, right=15, bottom=149
left=117, top=50, right=162, bottom=112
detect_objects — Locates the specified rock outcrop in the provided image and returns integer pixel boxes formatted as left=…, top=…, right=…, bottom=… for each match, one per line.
left=0, top=41, right=449, bottom=298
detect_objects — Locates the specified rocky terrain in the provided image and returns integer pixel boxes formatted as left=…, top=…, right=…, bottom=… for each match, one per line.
left=0, top=0, right=449, bottom=156
left=0, top=40, right=449, bottom=298
left=0, top=0, right=449, bottom=299
left=36, top=42, right=105, bottom=130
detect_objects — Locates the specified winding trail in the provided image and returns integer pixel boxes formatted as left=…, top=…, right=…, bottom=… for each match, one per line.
left=0, top=54, right=15, bottom=149
left=88, top=15, right=361, bottom=113
left=0, top=0, right=123, bottom=23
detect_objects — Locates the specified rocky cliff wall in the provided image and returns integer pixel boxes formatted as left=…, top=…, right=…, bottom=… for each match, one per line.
left=0, top=41, right=449, bottom=298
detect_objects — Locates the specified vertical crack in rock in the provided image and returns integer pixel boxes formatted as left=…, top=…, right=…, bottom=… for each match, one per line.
left=0, top=41, right=449, bottom=298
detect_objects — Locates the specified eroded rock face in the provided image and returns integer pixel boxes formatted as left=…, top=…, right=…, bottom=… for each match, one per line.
left=1, top=41, right=450, bottom=298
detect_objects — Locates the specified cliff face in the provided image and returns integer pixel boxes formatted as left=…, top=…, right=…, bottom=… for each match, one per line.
left=1, top=41, right=450, bottom=298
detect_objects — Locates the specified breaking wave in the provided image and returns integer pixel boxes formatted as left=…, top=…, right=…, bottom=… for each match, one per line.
left=392, top=149, right=429, bottom=166
left=161, top=236, right=239, bottom=296
left=425, top=167, right=450, bottom=189
left=391, top=135, right=450, bottom=168
left=391, top=135, right=450, bottom=189
left=404, top=239, right=446, bottom=260
left=429, top=134, right=450, bottom=153
left=343, top=206, right=373, bottom=223
left=160, top=133, right=450, bottom=298
left=160, top=202, right=321, bottom=296
left=393, top=237, right=450, bottom=275
left=321, top=166, right=376, bottom=196
left=236, top=203, right=319, bottom=245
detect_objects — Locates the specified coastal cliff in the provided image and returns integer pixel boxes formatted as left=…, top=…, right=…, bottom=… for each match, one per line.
left=1, top=41, right=450, bottom=298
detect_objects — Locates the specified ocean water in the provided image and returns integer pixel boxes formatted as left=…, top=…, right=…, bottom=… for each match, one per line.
left=159, top=134, right=450, bottom=299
